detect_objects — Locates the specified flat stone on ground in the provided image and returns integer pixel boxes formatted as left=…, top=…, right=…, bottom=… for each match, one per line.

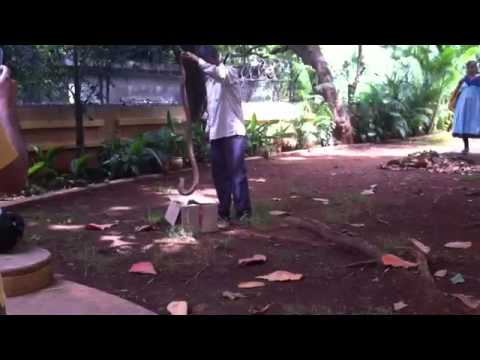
left=0, top=246, right=54, bottom=297
left=6, top=279, right=156, bottom=315
left=0, top=246, right=51, bottom=275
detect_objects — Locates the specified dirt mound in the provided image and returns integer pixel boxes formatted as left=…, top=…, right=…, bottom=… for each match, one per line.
left=380, top=151, right=478, bottom=175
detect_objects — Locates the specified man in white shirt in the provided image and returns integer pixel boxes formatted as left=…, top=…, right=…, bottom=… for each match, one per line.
left=182, top=46, right=252, bottom=224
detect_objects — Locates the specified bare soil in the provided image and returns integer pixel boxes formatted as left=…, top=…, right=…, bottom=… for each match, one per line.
left=11, top=136, right=480, bottom=315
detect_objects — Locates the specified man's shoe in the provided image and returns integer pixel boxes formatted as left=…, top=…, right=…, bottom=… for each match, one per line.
left=236, top=212, right=252, bottom=226
left=217, top=217, right=230, bottom=230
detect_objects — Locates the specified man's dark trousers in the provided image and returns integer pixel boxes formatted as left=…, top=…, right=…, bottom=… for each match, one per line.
left=210, top=135, right=252, bottom=220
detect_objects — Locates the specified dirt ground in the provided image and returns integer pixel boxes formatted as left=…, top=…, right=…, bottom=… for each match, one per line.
left=10, top=134, right=480, bottom=315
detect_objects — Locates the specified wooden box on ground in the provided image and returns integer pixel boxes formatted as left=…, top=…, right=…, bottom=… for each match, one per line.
left=165, top=195, right=218, bottom=234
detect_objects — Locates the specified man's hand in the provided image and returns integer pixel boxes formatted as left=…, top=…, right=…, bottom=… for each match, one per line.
left=0, top=66, right=17, bottom=111
left=181, top=51, right=200, bottom=64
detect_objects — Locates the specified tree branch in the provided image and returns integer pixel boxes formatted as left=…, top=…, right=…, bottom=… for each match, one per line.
left=83, top=85, right=98, bottom=105
left=270, top=46, right=290, bottom=55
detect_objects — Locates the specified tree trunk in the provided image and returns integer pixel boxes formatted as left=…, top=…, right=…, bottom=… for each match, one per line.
left=106, top=75, right=110, bottom=104
left=289, top=45, right=354, bottom=144
left=348, top=45, right=365, bottom=106
left=99, top=74, right=104, bottom=105
left=72, top=47, right=85, bottom=156
left=428, top=93, right=443, bottom=134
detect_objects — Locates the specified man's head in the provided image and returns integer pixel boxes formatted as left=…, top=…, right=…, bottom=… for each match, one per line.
left=466, top=60, right=478, bottom=76
left=197, top=45, right=220, bottom=66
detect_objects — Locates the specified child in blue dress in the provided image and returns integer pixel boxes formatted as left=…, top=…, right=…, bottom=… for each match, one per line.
left=453, top=61, right=480, bottom=154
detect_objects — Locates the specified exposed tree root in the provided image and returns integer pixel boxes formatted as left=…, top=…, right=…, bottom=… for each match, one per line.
left=284, top=216, right=451, bottom=304
left=412, top=249, right=435, bottom=286
left=222, top=228, right=321, bottom=247
left=284, top=216, right=384, bottom=263
left=226, top=216, right=464, bottom=311
left=344, top=259, right=377, bottom=268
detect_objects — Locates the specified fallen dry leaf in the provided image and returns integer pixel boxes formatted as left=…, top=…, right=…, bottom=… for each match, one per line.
left=238, top=254, right=267, bottom=266
left=349, top=223, right=365, bottom=228
left=167, top=301, right=188, bottom=315
left=249, top=177, right=266, bottom=183
left=85, top=223, right=116, bottom=231
left=238, top=281, right=265, bottom=289
left=129, top=261, right=157, bottom=275
left=256, top=270, right=304, bottom=282
left=249, top=304, right=271, bottom=315
left=142, top=243, right=154, bottom=252
left=269, top=210, right=289, bottom=217
left=222, top=291, right=247, bottom=301
left=393, top=301, right=408, bottom=311
left=135, top=224, right=155, bottom=233
left=450, top=273, right=465, bottom=284
left=444, top=242, right=472, bottom=249
left=452, top=294, right=480, bottom=309
left=434, top=269, right=448, bottom=278
left=409, top=238, right=431, bottom=254
left=380, top=151, right=477, bottom=175
left=376, top=217, right=390, bottom=225
left=382, top=254, right=418, bottom=269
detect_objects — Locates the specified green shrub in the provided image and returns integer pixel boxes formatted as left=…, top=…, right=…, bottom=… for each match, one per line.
left=28, top=145, right=62, bottom=184
left=70, top=154, right=93, bottom=179
left=99, top=134, right=167, bottom=179
left=353, top=72, right=437, bottom=142
left=143, top=111, right=184, bottom=158
left=245, top=113, right=272, bottom=156
left=301, top=97, right=335, bottom=147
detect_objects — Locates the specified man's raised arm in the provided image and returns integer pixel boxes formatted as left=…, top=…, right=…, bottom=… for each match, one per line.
left=182, top=51, right=231, bottom=83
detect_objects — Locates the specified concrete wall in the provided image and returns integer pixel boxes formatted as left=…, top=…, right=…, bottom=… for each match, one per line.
left=17, top=101, right=304, bottom=171
left=18, top=104, right=186, bottom=150
left=18, top=104, right=186, bottom=171
left=83, top=71, right=285, bottom=105
left=83, top=72, right=182, bottom=105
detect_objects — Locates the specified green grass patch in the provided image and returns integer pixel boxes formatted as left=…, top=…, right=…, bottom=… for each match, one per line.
left=283, top=304, right=334, bottom=315
left=322, top=192, right=375, bottom=225
left=461, top=175, right=480, bottom=183
left=145, top=208, right=166, bottom=225
left=249, top=200, right=275, bottom=229
left=214, top=237, right=235, bottom=252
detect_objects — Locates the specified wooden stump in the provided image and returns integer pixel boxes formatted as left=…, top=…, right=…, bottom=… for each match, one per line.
left=0, top=246, right=54, bottom=297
